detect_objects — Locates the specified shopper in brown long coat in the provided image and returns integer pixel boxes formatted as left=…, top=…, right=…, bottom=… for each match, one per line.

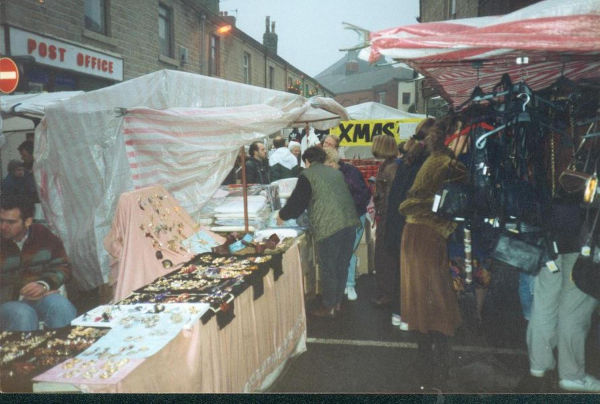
left=398, top=115, right=468, bottom=389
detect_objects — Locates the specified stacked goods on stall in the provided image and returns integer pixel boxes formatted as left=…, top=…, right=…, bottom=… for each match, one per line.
left=341, top=159, right=382, bottom=186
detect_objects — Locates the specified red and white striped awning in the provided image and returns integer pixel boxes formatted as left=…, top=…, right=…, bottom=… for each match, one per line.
left=358, top=0, right=600, bottom=107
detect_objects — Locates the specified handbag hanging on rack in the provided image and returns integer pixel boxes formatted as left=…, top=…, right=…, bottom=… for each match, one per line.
left=490, top=224, right=550, bottom=275
left=572, top=206, right=600, bottom=300
left=559, top=127, right=599, bottom=203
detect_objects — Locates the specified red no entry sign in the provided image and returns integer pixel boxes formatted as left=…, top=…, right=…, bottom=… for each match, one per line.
left=0, top=58, right=20, bottom=94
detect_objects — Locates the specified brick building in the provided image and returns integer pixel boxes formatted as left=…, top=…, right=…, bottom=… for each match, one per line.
left=418, top=0, right=544, bottom=22
left=315, top=50, right=416, bottom=112
left=0, top=0, right=332, bottom=97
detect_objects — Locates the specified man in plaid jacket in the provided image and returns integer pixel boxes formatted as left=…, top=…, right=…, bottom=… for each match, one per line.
left=0, top=194, right=76, bottom=331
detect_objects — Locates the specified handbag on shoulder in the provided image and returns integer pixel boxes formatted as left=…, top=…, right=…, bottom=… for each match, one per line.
left=433, top=181, right=475, bottom=222
left=432, top=130, right=473, bottom=222
left=572, top=206, right=600, bottom=300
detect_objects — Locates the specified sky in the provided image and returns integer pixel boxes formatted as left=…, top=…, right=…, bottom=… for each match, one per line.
left=220, top=0, right=420, bottom=77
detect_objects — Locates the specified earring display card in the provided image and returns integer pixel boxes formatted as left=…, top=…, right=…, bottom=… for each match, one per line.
left=72, top=303, right=210, bottom=361
left=71, top=303, right=210, bottom=330
left=182, top=229, right=222, bottom=254
left=33, top=357, right=144, bottom=386
left=71, top=305, right=131, bottom=328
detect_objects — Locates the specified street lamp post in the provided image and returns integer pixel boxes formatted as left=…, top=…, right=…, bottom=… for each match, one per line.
left=199, top=14, right=232, bottom=76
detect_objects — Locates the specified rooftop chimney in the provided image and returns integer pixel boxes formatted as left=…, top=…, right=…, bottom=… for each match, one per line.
left=263, top=16, right=278, bottom=55
left=345, top=50, right=360, bottom=75
left=219, top=11, right=236, bottom=27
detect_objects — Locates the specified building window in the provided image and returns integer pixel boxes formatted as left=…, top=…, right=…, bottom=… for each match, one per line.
left=84, top=0, right=108, bottom=35
left=159, top=4, right=173, bottom=58
left=209, top=35, right=220, bottom=76
left=305, top=84, right=309, bottom=96
left=243, top=53, right=251, bottom=84
left=402, top=92, right=411, bottom=105
left=378, top=92, right=386, bottom=104
left=449, top=0, right=457, bottom=18
left=268, top=66, right=275, bottom=89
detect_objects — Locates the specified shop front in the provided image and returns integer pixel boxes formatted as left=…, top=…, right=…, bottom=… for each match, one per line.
left=2, top=26, right=123, bottom=92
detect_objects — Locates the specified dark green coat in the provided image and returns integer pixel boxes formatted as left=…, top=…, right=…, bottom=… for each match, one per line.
left=302, top=162, right=359, bottom=241
left=270, top=163, right=300, bottom=182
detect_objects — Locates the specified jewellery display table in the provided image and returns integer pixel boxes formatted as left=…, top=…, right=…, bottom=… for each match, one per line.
left=33, top=240, right=307, bottom=393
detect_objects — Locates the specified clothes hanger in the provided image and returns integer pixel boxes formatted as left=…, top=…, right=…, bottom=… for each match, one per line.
left=456, top=65, right=487, bottom=111
left=474, top=95, right=524, bottom=149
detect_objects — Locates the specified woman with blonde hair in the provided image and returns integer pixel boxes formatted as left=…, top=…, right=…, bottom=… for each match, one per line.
left=369, top=135, right=399, bottom=311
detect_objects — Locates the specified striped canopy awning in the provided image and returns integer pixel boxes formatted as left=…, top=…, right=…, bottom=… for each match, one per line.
left=357, top=0, right=600, bottom=107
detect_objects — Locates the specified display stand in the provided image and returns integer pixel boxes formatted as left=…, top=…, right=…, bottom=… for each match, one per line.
left=33, top=240, right=307, bottom=393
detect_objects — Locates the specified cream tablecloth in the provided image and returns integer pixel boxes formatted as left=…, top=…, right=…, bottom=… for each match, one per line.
left=34, top=240, right=307, bottom=393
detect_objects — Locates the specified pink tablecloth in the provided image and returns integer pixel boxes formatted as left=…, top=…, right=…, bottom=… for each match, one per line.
left=104, top=185, right=224, bottom=302
left=34, top=240, right=307, bottom=393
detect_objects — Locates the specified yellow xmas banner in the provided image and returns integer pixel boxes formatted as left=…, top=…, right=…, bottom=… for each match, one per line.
left=329, top=119, right=423, bottom=146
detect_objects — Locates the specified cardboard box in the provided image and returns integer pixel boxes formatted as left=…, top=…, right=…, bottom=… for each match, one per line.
left=356, top=241, right=374, bottom=276
left=361, top=219, right=374, bottom=244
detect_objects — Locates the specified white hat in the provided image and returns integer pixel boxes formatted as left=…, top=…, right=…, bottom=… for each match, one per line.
left=288, top=141, right=301, bottom=150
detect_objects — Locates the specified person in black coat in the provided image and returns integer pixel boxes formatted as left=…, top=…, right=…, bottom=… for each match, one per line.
left=245, top=141, right=270, bottom=184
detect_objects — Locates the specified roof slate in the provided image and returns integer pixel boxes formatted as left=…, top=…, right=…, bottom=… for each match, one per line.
left=315, top=51, right=413, bottom=94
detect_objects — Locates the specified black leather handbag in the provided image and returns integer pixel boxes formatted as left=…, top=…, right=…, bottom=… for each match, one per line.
left=433, top=138, right=473, bottom=221
left=434, top=181, right=475, bottom=221
left=490, top=230, right=549, bottom=275
left=572, top=253, right=600, bottom=300
left=572, top=207, right=600, bottom=300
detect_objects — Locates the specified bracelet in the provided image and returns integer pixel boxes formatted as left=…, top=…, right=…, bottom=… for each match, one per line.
left=37, top=283, right=49, bottom=292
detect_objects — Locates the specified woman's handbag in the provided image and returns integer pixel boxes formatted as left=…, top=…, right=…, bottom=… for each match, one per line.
left=433, top=133, right=473, bottom=221
left=434, top=181, right=475, bottom=221
left=490, top=231, right=549, bottom=275
left=572, top=253, right=600, bottom=300
left=558, top=137, right=598, bottom=203
left=572, top=206, right=600, bottom=300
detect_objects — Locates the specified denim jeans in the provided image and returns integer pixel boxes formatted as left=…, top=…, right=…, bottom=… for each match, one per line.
left=346, top=214, right=366, bottom=288
left=1, top=293, right=77, bottom=332
left=317, top=226, right=356, bottom=308
left=519, top=272, right=535, bottom=321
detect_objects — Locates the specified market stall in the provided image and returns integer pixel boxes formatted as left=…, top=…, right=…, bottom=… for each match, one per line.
left=350, top=0, right=600, bottom=304
left=355, top=0, right=600, bottom=108
left=27, top=70, right=342, bottom=293
left=2, top=184, right=308, bottom=393
left=29, top=237, right=306, bottom=393
left=1, top=70, right=346, bottom=392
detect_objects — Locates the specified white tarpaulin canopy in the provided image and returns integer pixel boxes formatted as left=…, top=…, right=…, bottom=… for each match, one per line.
left=357, top=0, right=600, bottom=107
left=0, top=91, right=83, bottom=147
left=1, top=91, right=84, bottom=119
left=33, top=70, right=346, bottom=291
left=346, top=102, right=426, bottom=120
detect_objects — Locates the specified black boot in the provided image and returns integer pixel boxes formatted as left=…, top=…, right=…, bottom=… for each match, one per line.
left=416, top=333, right=433, bottom=391
left=431, top=332, right=452, bottom=391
